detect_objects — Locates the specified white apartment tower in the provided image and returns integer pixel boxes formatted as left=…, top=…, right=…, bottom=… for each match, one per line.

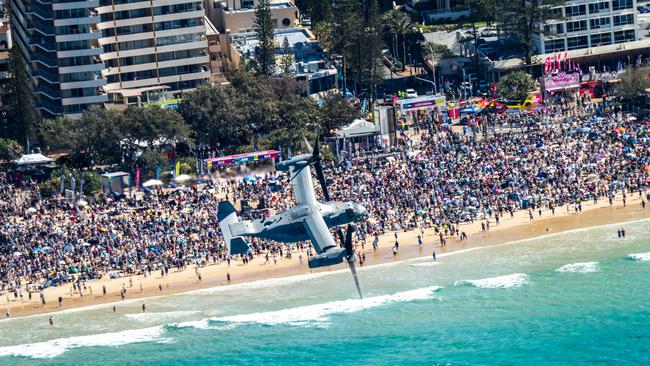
left=97, top=0, right=210, bottom=93
left=534, top=0, right=638, bottom=54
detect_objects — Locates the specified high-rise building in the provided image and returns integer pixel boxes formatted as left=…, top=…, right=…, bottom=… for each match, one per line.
left=8, top=0, right=211, bottom=118
left=96, top=0, right=210, bottom=94
left=8, top=0, right=108, bottom=118
left=534, top=0, right=638, bottom=54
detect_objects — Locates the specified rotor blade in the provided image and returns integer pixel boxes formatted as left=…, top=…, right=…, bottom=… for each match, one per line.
left=345, top=224, right=353, bottom=254
left=347, top=258, right=363, bottom=299
left=314, top=161, right=330, bottom=201
left=337, top=228, right=345, bottom=247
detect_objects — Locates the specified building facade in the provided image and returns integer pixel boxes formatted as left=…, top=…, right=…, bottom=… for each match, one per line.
left=208, top=0, right=299, bottom=33
left=96, top=0, right=210, bottom=94
left=534, top=0, right=638, bottom=54
left=9, top=0, right=108, bottom=118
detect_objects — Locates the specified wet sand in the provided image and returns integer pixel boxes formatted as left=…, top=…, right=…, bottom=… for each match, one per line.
left=3, top=193, right=649, bottom=319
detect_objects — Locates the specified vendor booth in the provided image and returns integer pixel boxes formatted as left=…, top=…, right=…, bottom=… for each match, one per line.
left=101, top=172, right=130, bottom=196
left=333, top=119, right=380, bottom=157
left=394, top=95, right=447, bottom=127
left=540, top=72, right=580, bottom=100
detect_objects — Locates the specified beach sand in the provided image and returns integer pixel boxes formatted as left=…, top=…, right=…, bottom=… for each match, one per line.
left=3, top=193, right=649, bottom=318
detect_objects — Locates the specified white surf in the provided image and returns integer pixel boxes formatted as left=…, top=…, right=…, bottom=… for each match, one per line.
left=455, top=273, right=528, bottom=289
left=555, top=262, right=599, bottom=273
left=0, top=326, right=168, bottom=359
left=206, top=286, right=441, bottom=326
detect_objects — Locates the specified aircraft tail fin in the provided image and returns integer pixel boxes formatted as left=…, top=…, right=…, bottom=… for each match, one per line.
left=218, top=201, right=251, bottom=255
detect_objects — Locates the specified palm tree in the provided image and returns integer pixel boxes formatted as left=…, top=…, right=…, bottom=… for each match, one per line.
left=381, top=10, right=413, bottom=70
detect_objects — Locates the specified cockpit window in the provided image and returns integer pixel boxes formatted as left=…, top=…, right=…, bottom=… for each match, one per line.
left=346, top=208, right=354, bottom=217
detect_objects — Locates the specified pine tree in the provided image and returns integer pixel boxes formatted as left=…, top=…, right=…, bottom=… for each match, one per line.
left=279, top=37, right=294, bottom=75
left=5, top=47, right=39, bottom=146
left=254, top=0, right=276, bottom=76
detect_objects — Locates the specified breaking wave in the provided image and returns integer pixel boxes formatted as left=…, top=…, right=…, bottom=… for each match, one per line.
left=0, top=326, right=168, bottom=359
left=125, top=311, right=202, bottom=323
left=197, top=286, right=441, bottom=326
left=555, top=262, right=599, bottom=273
left=455, top=274, right=528, bottom=289
left=627, top=252, right=650, bottom=262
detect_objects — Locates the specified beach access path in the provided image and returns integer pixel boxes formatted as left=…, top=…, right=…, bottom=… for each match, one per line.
left=3, top=192, right=649, bottom=318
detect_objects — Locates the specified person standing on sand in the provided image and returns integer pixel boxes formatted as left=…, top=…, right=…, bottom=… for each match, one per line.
left=5, top=309, right=9, bottom=318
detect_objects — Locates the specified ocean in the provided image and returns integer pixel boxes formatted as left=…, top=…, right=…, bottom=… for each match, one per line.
left=1, top=219, right=649, bottom=365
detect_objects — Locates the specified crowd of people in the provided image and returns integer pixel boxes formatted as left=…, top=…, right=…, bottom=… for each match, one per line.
left=1, top=99, right=649, bottom=299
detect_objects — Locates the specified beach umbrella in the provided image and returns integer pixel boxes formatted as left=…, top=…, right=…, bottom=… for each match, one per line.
left=143, top=179, right=163, bottom=188
left=174, top=174, right=192, bottom=183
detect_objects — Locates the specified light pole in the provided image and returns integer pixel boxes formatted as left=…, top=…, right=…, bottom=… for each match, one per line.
left=413, top=75, right=436, bottom=95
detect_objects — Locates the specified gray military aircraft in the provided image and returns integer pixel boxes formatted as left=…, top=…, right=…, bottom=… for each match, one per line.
left=218, top=139, right=366, bottom=298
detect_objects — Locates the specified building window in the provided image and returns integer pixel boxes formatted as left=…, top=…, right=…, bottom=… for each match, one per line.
left=614, top=29, right=635, bottom=43
left=588, top=2, right=609, bottom=14
left=565, top=5, right=586, bottom=17
left=612, top=0, right=633, bottom=11
left=613, top=14, right=634, bottom=26
left=589, top=17, right=611, bottom=30
left=544, top=23, right=563, bottom=34
left=590, top=32, right=612, bottom=46
left=544, top=38, right=565, bottom=53
left=282, top=18, right=291, bottom=27
left=566, top=36, right=588, bottom=50
left=566, top=20, right=587, bottom=33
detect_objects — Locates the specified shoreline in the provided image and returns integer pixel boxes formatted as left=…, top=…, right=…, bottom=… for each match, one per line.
left=3, top=193, right=649, bottom=319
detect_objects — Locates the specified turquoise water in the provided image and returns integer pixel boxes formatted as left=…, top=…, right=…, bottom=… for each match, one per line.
left=1, top=220, right=650, bottom=365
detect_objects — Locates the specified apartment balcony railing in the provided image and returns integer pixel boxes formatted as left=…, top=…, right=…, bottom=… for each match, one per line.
left=36, top=81, right=62, bottom=99
left=25, top=2, right=54, bottom=21
left=32, top=67, right=60, bottom=84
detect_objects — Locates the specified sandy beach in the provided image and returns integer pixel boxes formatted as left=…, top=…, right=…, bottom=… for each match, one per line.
left=3, top=192, right=649, bottom=319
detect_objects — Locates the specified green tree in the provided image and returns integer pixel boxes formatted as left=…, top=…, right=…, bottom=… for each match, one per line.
left=422, top=42, right=453, bottom=59
left=381, top=9, right=412, bottom=70
left=121, top=107, right=192, bottom=152
left=312, top=21, right=335, bottom=52
left=319, top=95, right=360, bottom=135
left=615, top=67, right=650, bottom=102
left=254, top=0, right=276, bottom=76
left=0, top=138, right=24, bottom=161
left=279, top=37, right=294, bottom=75
left=74, top=107, right=125, bottom=164
left=497, top=71, right=535, bottom=101
left=501, top=0, right=565, bottom=65
left=40, top=115, right=76, bottom=152
left=5, top=47, right=39, bottom=146
left=180, top=84, right=251, bottom=149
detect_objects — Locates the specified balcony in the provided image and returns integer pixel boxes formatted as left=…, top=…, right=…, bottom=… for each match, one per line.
left=27, top=17, right=56, bottom=36
left=30, top=51, right=59, bottom=68
left=37, top=97, right=64, bottom=115
left=26, top=2, right=54, bottom=21
left=36, top=81, right=62, bottom=99
left=32, top=67, right=60, bottom=84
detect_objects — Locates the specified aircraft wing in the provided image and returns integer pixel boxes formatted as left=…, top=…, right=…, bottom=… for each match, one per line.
left=290, top=164, right=318, bottom=206
left=302, top=210, right=337, bottom=254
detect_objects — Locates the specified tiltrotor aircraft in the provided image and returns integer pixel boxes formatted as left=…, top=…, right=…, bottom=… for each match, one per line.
left=218, top=139, right=366, bottom=298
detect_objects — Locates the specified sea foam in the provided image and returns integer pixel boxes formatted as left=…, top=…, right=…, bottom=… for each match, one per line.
left=0, top=326, right=168, bottom=359
left=203, top=286, right=441, bottom=326
left=125, top=311, right=202, bottom=323
left=555, top=262, right=599, bottom=273
left=627, top=252, right=650, bottom=261
left=455, top=273, right=528, bottom=289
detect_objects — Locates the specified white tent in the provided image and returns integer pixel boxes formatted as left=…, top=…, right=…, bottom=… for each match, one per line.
left=335, top=119, right=377, bottom=138
left=142, top=179, right=163, bottom=188
left=14, top=153, right=54, bottom=166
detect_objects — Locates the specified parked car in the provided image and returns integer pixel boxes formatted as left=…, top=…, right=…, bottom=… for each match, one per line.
left=481, top=27, right=497, bottom=37
left=639, top=6, right=649, bottom=13
left=405, top=89, right=418, bottom=98
left=301, top=17, right=312, bottom=26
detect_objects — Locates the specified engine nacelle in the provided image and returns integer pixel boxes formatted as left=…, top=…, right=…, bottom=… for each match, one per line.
left=308, top=247, right=348, bottom=269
